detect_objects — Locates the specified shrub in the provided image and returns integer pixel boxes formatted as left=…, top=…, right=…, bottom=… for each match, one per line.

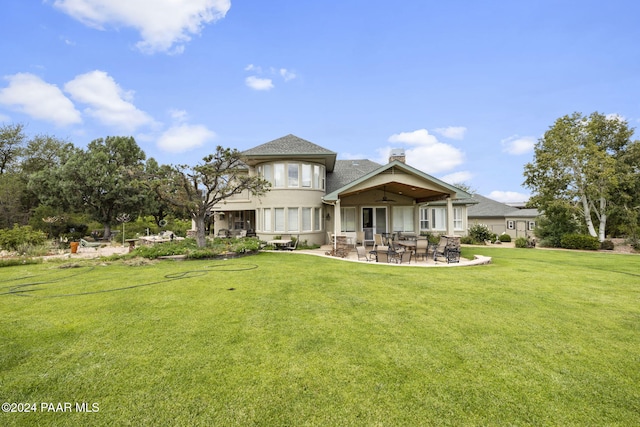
left=560, top=234, right=600, bottom=251
left=0, top=224, right=47, bottom=251
left=515, top=237, right=529, bottom=248
left=498, top=234, right=512, bottom=243
left=600, top=239, right=614, bottom=250
left=460, top=235, right=475, bottom=244
left=468, top=223, right=494, bottom=244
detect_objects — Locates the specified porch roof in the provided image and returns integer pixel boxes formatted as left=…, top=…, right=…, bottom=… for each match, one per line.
left=323, top=160, right=474, bottom=204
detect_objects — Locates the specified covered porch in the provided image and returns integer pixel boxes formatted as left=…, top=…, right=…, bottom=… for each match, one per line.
left=323, top=160, right=473, bottom=247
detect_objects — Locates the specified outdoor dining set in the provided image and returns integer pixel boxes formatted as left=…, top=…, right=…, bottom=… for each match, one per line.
left=355, top=232, right=461, bottom=264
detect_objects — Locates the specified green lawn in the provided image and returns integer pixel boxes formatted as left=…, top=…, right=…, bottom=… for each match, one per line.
left=1, top=248, right=639, bottom=426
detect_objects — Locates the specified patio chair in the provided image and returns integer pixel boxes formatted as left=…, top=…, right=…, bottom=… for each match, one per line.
left=284, top=235, right=299, bottom=251
left=373, top=234, right=384, bottom=250
left=415, top=239, right=429, bottom=261
left=376, top=250, right=392, bottom=263
left=433, top=236, right=449, bottom=262
left=397, top=250, right=412, bottom=264
left=355, top=245, right=372, bottom=261
left=355, top=231, right=365, bottom=247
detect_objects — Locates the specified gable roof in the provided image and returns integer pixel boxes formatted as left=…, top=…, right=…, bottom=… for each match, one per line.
left=324, top=160, right=473, bottom=203
left=241, top=134, right=337, bottom=171
left=467, top=194, right=538, bottom=218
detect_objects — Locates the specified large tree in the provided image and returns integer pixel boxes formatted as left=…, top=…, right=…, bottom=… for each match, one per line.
left=34, top=136, right=147, bottom=238
left=524, top=112, right=637, bottom=241
left=0, top=123, right=26, bottom=174
left=155, top=146, right=269, bottom=247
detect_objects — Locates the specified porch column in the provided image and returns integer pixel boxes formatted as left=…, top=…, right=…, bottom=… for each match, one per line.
left=446, top=197, right=454, bottom=235
left=334, top=199, right=341, bottom=251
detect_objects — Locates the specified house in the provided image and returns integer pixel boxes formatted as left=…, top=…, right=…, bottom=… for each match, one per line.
left=209, top=134, right=477, bottom=245
left=466, top=193, right=539, bottom=239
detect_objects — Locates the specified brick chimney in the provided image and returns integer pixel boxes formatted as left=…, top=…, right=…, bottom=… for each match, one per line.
left=389, top=148, right=405, bottom=163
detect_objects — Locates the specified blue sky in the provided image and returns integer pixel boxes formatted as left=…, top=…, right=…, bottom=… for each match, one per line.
left=1, top=1, right=639, bottom=203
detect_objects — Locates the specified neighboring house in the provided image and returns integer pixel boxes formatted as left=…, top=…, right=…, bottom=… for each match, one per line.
left=467, top=194, right=539, bottom=239
left=209, top=134, right=476, bottom=245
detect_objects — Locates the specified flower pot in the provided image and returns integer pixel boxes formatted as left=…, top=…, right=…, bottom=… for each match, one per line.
left=70, top=241, right=79, bottom=254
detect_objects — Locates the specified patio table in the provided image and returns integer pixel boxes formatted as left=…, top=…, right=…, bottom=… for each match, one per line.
left=267, top=239, right=292, bottom=250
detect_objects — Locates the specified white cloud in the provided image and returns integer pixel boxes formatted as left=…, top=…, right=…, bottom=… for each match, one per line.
left=157, top=123, right=216, bottom=153
left=169, top=109, right=189, bottom=122
left=434, top=126, right=467, bottom=140
left=387, top=129, right=465, bottom=174
left=0, top=73, right=82, bottom=126
left=52, top=0, right=231, bottom=54
left=280, top=68, right=297, bottom=82
left=501, top=135, right=536, bottom=155
left=440, top=171, right=473, bottom=184
left=64, top=70, right=153, bottom=132
left=486, top=190, right=530, bottom=204
left=245, top=76, right=274, bottom=91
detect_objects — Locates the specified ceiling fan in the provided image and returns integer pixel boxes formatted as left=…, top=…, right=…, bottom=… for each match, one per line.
left=376, top=186, right=396, bottom=203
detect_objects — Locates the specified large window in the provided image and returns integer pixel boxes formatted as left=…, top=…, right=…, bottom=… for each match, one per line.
left=274, top=164, right=285, bottom=188
left=314, top=207, right=321, bottom=231
left=341, top=207, right=356, bottom=232
left=302, top=208, right=312, bottom=231
left=263, top=208, right=272, bottom=232
left=288, top=207, right=299, bottom=231
left=288, top=164, right=299, bottom=187
left=301, top=164, right=312, bottom=188
left=420, top=208, right=429, bottom=230
left=274, top=208, right=285, bottom=232
left=453, top=208, right=463, bottom=231
left=392, top=206, right=414, bottom=232
left=259, top=162, right=324, bottom=189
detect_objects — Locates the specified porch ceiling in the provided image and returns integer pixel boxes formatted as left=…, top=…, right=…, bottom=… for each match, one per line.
left=339, top=182, right=449, bottom=203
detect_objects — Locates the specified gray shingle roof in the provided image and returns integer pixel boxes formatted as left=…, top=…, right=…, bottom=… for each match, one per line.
left=242, top=134, right=336, bottom=156
left=467, top=194, right=538, bottom=218
left=326, top=159, right=382, bottom=193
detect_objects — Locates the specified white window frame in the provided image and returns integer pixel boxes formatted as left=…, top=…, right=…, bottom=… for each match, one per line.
left=288, top=207, right=299, bottom=232
left=341, top=207, right=356, bottom=232
left=274, top=208, right=285, bottom=232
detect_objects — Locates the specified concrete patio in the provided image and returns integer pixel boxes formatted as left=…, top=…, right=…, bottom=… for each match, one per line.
left=295, top=244, right=492, bottom=267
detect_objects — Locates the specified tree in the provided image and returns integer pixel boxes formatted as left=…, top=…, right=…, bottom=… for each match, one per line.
left=524, top=112, right=636, bottom=241
left=35, top=136, right=147, bottom=238
left=0, top=123, right=26, bottom=174
left=140, top=158, right=187, bottom=225
left=155, top=146, right=270, bottom=247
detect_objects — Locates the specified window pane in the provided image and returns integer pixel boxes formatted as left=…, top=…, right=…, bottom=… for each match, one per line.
left=263, top=164, right=272, bottom=185
left=420, top=207, right=430, bottom=230
left=288, top=208, right=299, bottom=231
left=340, top=207, right=356, bottom=232
left=274, top=208, right=284, bottom=232
left=314, top=207, right=321, bottom=230
left=302, top=164, right=312, bottom=187
left=433, top=208, right=446, bottom=230
left=302, top=208, right=312, bottom=231
left=288, top=163, right=299, bottom=187
left=313, top=165, right=321, bottom=188
left=263, top=208, right=272, bottom=232
left=453, top=208, right=463, bottom=230
left=392, top=206, right=414, bottom=232
left=274, top=164, right=285, bottom=187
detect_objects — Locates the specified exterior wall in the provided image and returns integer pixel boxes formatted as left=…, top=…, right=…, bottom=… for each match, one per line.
left=252, top=160, right=328, bottom=246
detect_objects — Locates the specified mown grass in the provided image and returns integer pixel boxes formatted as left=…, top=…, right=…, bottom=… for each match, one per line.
left=1, top=248, right=639, bottom=426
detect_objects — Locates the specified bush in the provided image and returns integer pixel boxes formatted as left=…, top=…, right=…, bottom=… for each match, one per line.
left=515, top=237, right=529, bottom=248
left=468, top=223, right=495, bottom=244
left=0, top=224, right=48, bottom=251
left=460, top=235, right=475, bottom=244
left=560, top=234, right=600, bottom=251
left=600, top=239, right=614, bottom=250
left=498, top=234, right=512, bottom=243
